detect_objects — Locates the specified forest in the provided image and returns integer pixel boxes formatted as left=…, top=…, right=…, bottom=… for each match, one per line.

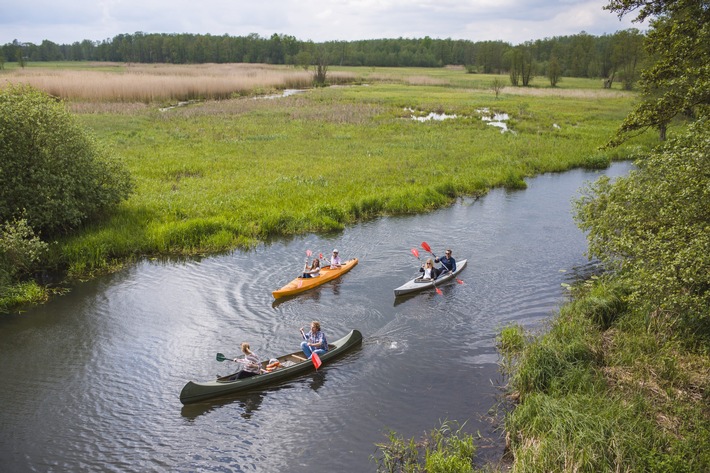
left=1, top=29, right=645, bottom=88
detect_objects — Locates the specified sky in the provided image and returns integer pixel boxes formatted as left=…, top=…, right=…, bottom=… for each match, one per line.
left=1, top=0, right=643, bottom=46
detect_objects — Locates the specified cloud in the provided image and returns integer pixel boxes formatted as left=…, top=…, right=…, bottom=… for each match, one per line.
left=1, top=0, right=640, bottom=45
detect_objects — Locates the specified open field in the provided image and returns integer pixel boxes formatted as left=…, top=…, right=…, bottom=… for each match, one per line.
left=2, top=63, right=654, bottom=276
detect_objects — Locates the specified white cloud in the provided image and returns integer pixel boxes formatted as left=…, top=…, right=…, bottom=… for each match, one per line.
left=0, top=0, right=641, bottom=45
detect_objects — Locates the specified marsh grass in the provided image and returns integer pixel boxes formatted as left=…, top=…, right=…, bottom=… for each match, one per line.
left=2, top=64, right=653, bottom=276
left=46, top=71, right=656, bottom=275
left=371, top=420, right=477, bottom=473
left=3, top=63, right=357, bottom=102
left=0, top=280, right=49, bottom=313
left=500, top=276, right=710, bottom=472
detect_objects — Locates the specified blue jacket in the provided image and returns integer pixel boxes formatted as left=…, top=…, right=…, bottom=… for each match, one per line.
left=435, top=255, right=456, bottom=273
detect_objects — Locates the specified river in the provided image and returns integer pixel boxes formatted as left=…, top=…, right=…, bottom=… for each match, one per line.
left=0, top=162, right=631, bottom=472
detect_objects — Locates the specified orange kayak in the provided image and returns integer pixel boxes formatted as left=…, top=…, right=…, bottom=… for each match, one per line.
left=272, top=258, right=358, bottom=299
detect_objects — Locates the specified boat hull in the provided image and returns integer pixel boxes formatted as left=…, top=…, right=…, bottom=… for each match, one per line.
left=394, top=259, right=467, bottom=296
left=179, top=329, right=363, bottom=405
left=272, top=258, right=358, bottom=299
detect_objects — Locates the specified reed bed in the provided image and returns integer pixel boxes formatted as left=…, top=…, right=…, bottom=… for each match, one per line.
left=3, top=63, right=357, bottom=102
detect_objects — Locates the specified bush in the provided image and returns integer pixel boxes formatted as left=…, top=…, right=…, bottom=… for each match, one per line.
left=0, top=83, right=133, bottom=236
left=372, top=421, right=476, bottom=473
left=0, top=218, right=48, bottom=282
left=575, top=119, right=710, bottom=341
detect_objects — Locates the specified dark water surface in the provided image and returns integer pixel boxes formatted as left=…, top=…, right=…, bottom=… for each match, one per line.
left=0, top=163, right=632, bottom=472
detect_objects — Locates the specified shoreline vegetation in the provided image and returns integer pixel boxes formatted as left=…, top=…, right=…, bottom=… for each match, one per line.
left=1, top=64, right=649, bottom=294
left=9, top=63, right=708, bottom=471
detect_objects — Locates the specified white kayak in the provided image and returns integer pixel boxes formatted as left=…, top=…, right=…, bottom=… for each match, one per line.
left=394, top=259, right=468, bottom=296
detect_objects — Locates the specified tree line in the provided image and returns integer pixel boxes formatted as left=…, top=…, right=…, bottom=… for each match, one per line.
left=1, top=29, right=645, bottom=88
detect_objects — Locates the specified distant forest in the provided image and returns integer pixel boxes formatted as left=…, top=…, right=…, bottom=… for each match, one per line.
left=1, top=30, right=645, bottom=86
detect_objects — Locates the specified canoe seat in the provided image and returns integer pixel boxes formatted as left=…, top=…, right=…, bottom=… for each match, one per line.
left=291, top=354, right=307, bottom=362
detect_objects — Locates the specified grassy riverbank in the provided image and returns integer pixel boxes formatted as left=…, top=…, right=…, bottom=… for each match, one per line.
left=15, top=65, right=645, bottom=279
left=2, top=64, right=650, bottom=300
left=498, top=276, right=710, bottom=472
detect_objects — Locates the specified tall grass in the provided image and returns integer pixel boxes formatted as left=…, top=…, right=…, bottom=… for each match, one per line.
left=45, top=72, right=655, bottom=275
left=2, top=63, right=357, bottom=102
left=1, top=64, right=654, bottom=276
left=499, top=276, right=710, bottom=472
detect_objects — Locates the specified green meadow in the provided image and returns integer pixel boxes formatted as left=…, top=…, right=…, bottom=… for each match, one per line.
left=44, top=66, right=650, bottom=276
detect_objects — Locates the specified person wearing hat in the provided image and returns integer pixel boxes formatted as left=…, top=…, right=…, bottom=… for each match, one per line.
left=326, top=249, right=342, bottom=269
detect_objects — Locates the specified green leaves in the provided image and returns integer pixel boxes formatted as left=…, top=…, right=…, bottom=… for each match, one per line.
left=0, top=84, right=133, bottom=236
left=606, top=0, right=710, bottom=145
left=576, top=119, right=710, bottom=333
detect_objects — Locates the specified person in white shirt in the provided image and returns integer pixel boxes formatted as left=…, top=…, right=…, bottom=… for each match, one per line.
left=327, top=249, right=342, bottom=269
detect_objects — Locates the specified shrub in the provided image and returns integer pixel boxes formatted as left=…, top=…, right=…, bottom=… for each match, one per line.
left=0, top=83, right=133, bottom=236
left=0, top=218, right=48, bottom=283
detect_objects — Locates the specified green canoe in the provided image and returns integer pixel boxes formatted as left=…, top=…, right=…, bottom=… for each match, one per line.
left=179, top=329, right=363, bottom=405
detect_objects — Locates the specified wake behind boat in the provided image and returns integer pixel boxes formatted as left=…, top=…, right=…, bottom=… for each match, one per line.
left=272, top=258, right=358, bottom=299
left=394, top=259, right=467, bottom=297
left=180, top=329, right=363, bottom=405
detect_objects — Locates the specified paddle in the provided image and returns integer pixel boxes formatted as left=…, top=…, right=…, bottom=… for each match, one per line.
left=421, top=241, right=464, bottom=285
left=216, top=353, right=239, bottom=362
left=298, top=249, right=314, bottom=288
left=300, top=327, right=322, bottom=369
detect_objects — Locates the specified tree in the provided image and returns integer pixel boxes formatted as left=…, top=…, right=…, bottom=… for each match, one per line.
left=605, top=0, right=710, bottom=145
left=507, top=48, right=521, bottom=86
left=491, top=78, right=506, bottom=98
left=0, top=84, right=133, bottom=236
left=312, top=46, right=329, bottom=86
left=519, top=42, right=536, bottom=86
left=575, top=119, right=710, bottom=337
left=547, top=55, right=562, bottom=87
left=613, top=29, right=645, bottom=90
left=15, top=48, right=25, bottom=68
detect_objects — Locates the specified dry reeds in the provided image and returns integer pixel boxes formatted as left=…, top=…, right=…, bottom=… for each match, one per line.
left=3, top=63, right=356, bottom=103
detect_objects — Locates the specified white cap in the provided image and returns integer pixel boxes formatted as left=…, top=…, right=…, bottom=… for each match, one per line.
left=333, top=249, right=339, bottom=253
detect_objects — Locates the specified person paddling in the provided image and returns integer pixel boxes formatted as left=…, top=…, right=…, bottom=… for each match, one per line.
left=299, top=321, right=328, bottom=359
left=325, top=249, right=342, bottom=269
left=301, top=258, right=320, bottom=278
left=229, top=342, right=261, bottom=380
left=435, top=249, right=456, bottom=274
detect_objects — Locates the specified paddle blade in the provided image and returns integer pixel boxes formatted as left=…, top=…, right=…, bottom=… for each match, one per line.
left=435, top=287, right=443, bottom=295
left=411, top=248, right=420, bottom=259
left=216, top=353, right=227, bottom=362
left=421, top=241, right=432, bottom=253
left=456, top=278, right=464, bottom=284
left=297, top=279, right=304, bottom=288
left=306, top=249, right=312, bottom=257
left=311, top=351, right=322, bottom=369
left=319, top=253, right=324, bottom=259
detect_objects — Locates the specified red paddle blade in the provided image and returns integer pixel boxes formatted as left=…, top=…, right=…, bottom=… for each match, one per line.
left=311, top=352, right=322, bottom=369
left=306, top=249, right=312, bottom=257
left=411, top=248, right=420, bottom=258
left=456, top=278, right=464, bottom=284
left=421, top=241, right=432, bottom=253
left=297, top=279, right=304, bottom=288
left=319, top=253, right=324, bottom=259
left=435, top=287, right=443, bottom=295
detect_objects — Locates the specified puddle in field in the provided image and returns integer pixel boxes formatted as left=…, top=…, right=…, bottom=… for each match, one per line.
left=478, top=108, right=511, bottom=133
left=260, top=89, right=307, bottom=100
left=404, top=106, right=515, bottom=133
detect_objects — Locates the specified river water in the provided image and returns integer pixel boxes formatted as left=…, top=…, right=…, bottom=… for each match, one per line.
left=0, top=162, right=631, bottom=472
